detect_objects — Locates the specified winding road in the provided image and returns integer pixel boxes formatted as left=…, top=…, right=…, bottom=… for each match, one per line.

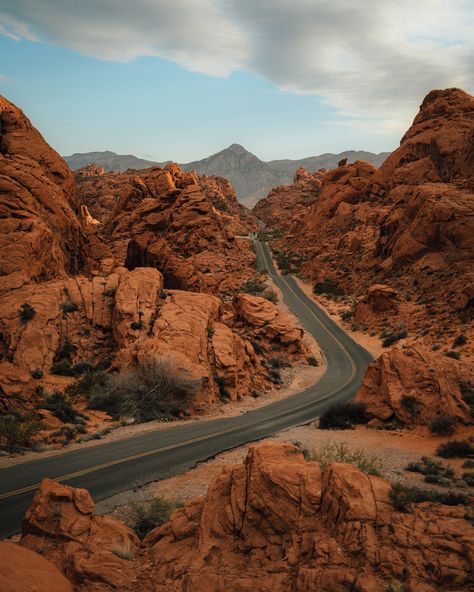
left=0, top=241, right=372, bottom=538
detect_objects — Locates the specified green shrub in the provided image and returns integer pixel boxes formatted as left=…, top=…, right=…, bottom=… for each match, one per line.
left=382, top=330, right=408, bottom=348
left=51, top=361, right=75, bottom=376
left=445, top=350, right=461, bottom=360
left=52, top=423, right=77, bottom=442
left=436, top=439, right=474, bottom=458
left=400, top=394, right=420, bottom=415
left=453, top=334, right=467, bottom=347
left=268, top=356, right=290, bottom=369
left=20, top=303, right=36, bottom=323
left=405, top=456, right=454, bottom=483
left=105, top=359, right=199, bottom=422
left=0, top=414, right=43, bottom=451
left=313, top=278, right=344, bottom=297
left=310, top=441, right=382, bottom=476
left=40, top=392, right=85, bottom=423
left=131, top=497, right=183, bottom=539
left=462, top=472, right=474, bottom=486
left=319, top=401, right=368, bottom=430
left=428, top=414, right=457, bottom=435
left=31, top=368, right=43, bottom=379
left=307, top=356, right=319, bottom=367
left=61, top=301, right=79, bottom=314
left=389, top=482, right=468, bottom=512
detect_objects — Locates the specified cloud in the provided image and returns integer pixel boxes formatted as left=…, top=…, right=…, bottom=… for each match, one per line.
left=1, top=0, right=473, bottom=132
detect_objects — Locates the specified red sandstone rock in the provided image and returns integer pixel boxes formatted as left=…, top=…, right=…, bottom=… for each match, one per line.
left=356, top=344, right=473, bottom=424
left=0, top=541, right=73, bottom=592
left=11, top=443, right=473, bottom=591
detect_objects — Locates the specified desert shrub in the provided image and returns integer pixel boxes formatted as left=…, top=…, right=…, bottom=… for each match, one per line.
left=385, top=583, right=405, bottom=592
left=52, top=423, right=77, bottom=442
left=389, top=482, right=468, bottom=512
left=0, top=414, right=43, bottom=451
left=341, top=309, right=353, bottom=322
left=131, top=496, right=183, bottom=539
left=382, top=330, right=408, bottom=348
left=269, top=356, right=290, bottom=369
left=461, top=384, right=474, bottom=416
left=61, top=301, right=79, bottom=314
left=51, top=361, right=75, bottom=376
left=319, top=401, right=368, bottom=430
left=20, top=303, right=36, bottom=322
left=71, top=361, right=95, bottom=376
left=453, top=334, right=467, bottom=347
left=463, top=459, right=474, bottom=469
left=310, top=441, right=382, bottom=476
left=445, top=350, right=461, bottom=360
left=262, top=287, right=278, bottom=304
left=406, top=456, right=454, bottom=484
left=400, top=394, right=420, bottom=415
left=251, top=340, right=264, bottom=355
left=130, top=321, right=143, bottom=330
left=31, top=368, right=43, bottom=379
left=215, top=376, right=230, bottom=400
left=55, top=336, right=76, bottom=363
left=112, top=540, right=135, bottom=561
left=462, top=472, right=474, bottom=486
left=241, top=278, right=266, bottom=294
left=313, top=278, right=344, bottom=297
left=428, top=414, right=457, bottom=435
left=436, top=439, right=474, bottom=458
left=107, top=359, right=199, bottom=422
left=41, top=392, right=85, bottom=423
left=267, top=369, right=281, bottom=384
left=307, top=356, right=319, bottom=367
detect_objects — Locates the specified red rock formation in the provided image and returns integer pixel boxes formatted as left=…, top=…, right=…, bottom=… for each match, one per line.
left=254, top=88, right=474, bottom=360
left=253, top=166, right=325, bottom=231
left=74, top=163, right=258, bottom=294
left=0, top=541, right=73, bottom=592
left=0, top=96, right=89, bottom=293
left=356, top=344, right=473, bottom=425
left=12, top=443, right=474, bottom=591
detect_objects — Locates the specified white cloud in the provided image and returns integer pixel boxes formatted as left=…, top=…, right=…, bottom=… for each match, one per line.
left=1, top=0, right=473, bottom=133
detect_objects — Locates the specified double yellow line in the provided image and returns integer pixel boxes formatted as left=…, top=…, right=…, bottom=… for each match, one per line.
left=0, top=246, right=357, bottom=502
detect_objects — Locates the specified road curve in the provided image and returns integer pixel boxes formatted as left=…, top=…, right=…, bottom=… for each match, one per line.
left=0, top=241, right=372, bottom=538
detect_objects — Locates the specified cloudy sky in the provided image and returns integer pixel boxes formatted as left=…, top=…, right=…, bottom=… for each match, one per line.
left=0, top=0, right=473, bottom=161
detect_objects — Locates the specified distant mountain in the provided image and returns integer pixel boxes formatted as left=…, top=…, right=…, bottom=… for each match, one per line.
left=64, top=151, right=162, bottom=172
left=64, top=145, right=391, bottom=206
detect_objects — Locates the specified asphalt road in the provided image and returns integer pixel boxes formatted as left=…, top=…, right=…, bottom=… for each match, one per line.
left=0, top=241, right=372, bottom=538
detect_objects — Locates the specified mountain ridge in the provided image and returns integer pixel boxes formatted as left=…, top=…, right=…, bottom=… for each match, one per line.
left=64, top=145, right=391, bottom=206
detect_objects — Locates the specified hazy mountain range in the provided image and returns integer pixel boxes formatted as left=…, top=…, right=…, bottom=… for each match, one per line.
left=64, top=144, right=391, bottom=206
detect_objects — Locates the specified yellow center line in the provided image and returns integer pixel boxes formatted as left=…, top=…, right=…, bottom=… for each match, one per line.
left=0, top=243, right=359, bottom=502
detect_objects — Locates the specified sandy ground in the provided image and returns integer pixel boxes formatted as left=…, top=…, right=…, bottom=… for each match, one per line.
left=100, top=422, right=474, bottom=524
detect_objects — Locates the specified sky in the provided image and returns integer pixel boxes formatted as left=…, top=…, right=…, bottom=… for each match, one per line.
left=0, top=0, right=473, bottom=162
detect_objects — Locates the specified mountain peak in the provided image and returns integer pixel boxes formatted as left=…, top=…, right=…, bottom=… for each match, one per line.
left=226, top=143, right=250, bottom=154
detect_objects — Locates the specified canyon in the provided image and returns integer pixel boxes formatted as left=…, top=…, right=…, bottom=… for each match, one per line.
left=1, top=88, right=473, bottom=592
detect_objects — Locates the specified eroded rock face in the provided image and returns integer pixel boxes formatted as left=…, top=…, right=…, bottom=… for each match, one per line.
left=253, top=167, right=325, bottom=231
left=253, top=88, right=474, bottom=358
left=356, top=345, right=473, bottom=424
left=74, top=163, right=258, bottom=294
left=0, top=96, right=89, bottom=292
left=0, top=541, right=73, bottom=592
left=13, top=443, right=474, bottom=591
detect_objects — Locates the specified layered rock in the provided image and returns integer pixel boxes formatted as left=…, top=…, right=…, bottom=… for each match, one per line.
left=254, top=88, right=474, bottom=359
left=12, top=443, right=474, bottom=591
left=356, top=344, right=473, bottom=424
left=74, top=163, right=258, bottom=294
left=253, top=166, right=324, bottom=231
left=0, top=96, right=89, bottom=293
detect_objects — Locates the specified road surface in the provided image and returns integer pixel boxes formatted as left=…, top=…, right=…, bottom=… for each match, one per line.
left=0, top=241, right=372, bottom=538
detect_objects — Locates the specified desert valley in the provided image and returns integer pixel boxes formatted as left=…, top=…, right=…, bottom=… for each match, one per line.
left=1, top=3, right=474, bottom=590
left=0, top=85, right=473, bottom=591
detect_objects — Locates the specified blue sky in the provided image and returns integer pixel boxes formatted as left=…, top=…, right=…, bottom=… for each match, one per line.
left=0, top=0, right=473, bottom=162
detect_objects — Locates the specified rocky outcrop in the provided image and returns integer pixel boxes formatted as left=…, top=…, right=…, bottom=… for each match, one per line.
left=0, top=541, right=73, bottom=592
left=74, top=163, right=258, bottom=295
left=0, top=96, right=89, bottom=293
left=12, top=443, right=474, bottom=591
left=354, top=284, right=400, bottom=322
left=253, top=167, right=324, bottom=231
left=356, top=345, right=474, bottom=424
left=254, top=89, right=474, bottom=359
